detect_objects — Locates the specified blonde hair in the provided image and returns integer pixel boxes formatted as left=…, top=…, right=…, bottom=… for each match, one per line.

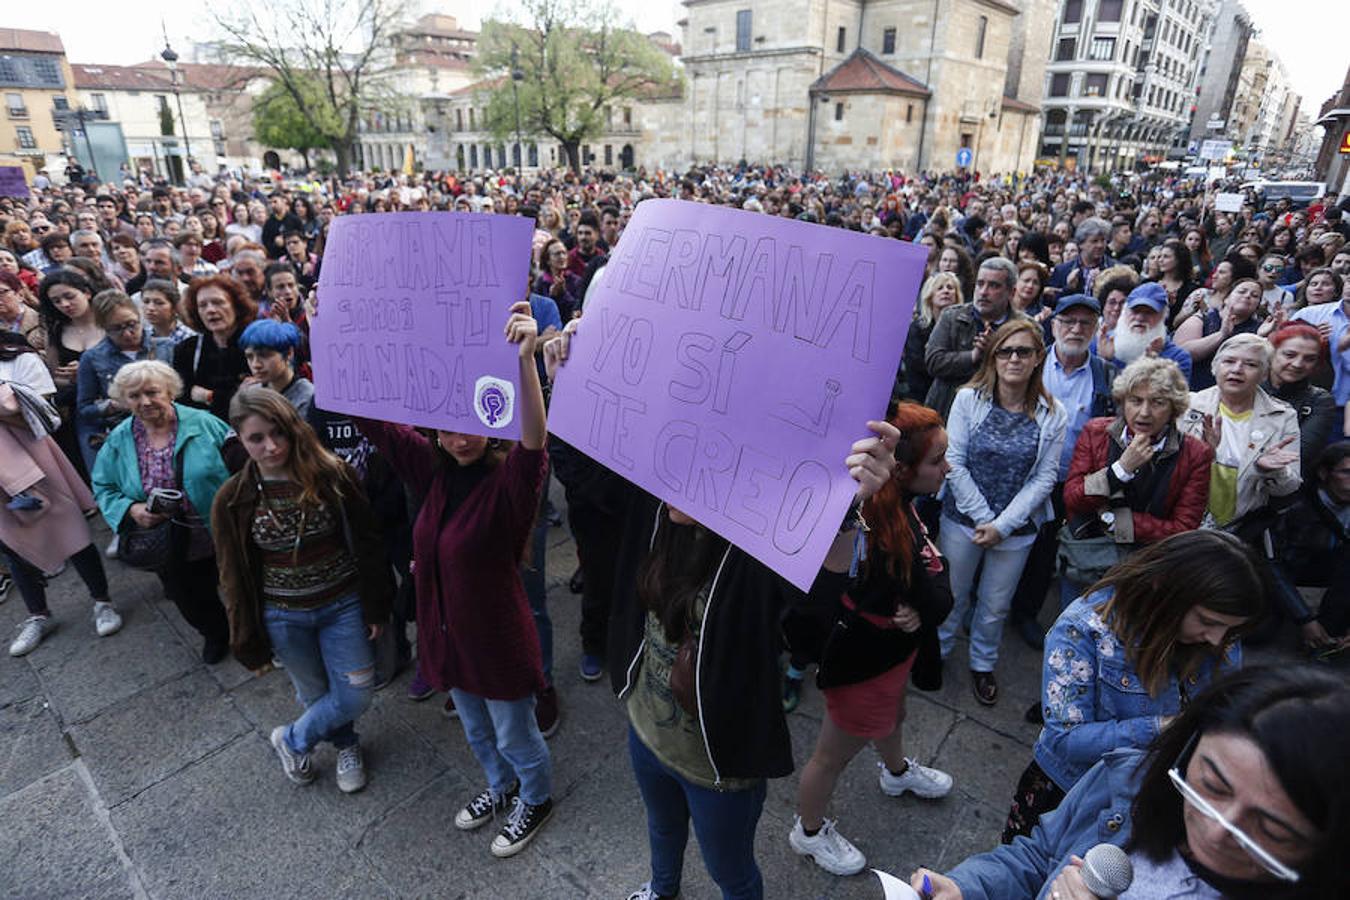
left=1112, top=357, right=1190, bottom=421
left=108, top=360, right=182, bottom=403
left=918, top=272, right=963, bottom=327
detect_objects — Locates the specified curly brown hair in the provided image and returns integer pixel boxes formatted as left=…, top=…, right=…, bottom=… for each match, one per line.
left=180, top=274, right=257, bottom=334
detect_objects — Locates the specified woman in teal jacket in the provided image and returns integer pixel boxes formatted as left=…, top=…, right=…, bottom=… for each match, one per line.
left=92, top=360, right=233, bottom=662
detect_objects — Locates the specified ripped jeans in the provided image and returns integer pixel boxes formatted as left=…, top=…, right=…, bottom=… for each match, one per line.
left=264, top=593, right=375, bottom=754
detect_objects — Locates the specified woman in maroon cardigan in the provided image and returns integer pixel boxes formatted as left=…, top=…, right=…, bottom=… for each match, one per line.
left=1061, top=356, right=1212, bottom=599
left=355, top=301, right=553, bottom=860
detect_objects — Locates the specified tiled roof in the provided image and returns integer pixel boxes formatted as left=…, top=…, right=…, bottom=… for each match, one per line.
left=810, top=48, right=929, bottom=97
left=1002, top=96, right=1040, bottom=114
left=72, top=63, right=173, bottom=91
left=0, top=28, right=65, bottom=55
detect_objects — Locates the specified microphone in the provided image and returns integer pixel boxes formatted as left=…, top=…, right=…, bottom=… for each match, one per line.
left=1080, top=843, right=1133, bottom=899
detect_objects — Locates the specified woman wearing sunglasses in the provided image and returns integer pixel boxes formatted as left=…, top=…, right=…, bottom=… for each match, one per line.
left=938, top=320, right=1067, bottom=706
left=911, top=664, right=1350, bottom=899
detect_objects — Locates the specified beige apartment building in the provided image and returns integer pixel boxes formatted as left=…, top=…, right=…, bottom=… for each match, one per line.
left=0, top=28, right=78, bottom=185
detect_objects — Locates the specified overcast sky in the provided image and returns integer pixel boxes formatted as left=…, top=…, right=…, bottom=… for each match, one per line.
left=8, top=0, right=1346, bottom=113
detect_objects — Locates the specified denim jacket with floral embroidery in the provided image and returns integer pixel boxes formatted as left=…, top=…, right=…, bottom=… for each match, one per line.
left=1032, top=590, right=1241, bottom=792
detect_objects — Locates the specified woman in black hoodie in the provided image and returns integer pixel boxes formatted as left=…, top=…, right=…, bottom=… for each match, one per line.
left=543, top=325, right=900, bottom=900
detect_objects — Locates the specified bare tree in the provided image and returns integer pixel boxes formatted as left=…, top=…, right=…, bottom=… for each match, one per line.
left=213, top=0, right=411, bottom=176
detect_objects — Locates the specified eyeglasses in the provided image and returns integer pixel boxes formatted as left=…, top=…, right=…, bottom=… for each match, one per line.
left=1167, top=736, right=1301, bottom=884
left=32, top=225, right=52, bottom=234
left=106, top=320, right=142, bottom=335
left=1056, top=316, right=1097, bottom=330
left=1261, top=264, right=1282, bottom=272
left=994, top=346, right=1038, bottom=360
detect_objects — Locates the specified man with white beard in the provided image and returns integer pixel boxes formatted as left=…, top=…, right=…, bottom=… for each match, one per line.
left=1104, top=283, right=1192, bottom=380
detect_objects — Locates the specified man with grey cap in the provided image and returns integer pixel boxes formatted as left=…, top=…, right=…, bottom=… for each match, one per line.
left=1102, top=282, right=1192, bottom=380
left=1009, top=293, right=1119, bottom=651
left=924, top=256, right=1026, bottom=420
left=1049, top=217, right=1115, bottom=298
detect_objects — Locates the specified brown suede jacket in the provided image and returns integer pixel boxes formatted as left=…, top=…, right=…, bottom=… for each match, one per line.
left=210, top=460, right=394, bottom=670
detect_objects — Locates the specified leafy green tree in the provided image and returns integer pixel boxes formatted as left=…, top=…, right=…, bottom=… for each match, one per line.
left=475, top=0, right=678, bottom=172
left=253, top=78, right=334, bottom=170
left=158, top=97, right=175, bottom=137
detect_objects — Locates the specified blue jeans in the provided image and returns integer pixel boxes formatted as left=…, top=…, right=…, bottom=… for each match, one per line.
left=451, top=689, right=552, bottom=806
left=628, top=727, right=767, bottom=900
left=937, top=517, right=1035, bottom=673
left=264, top=594, right=375, bottom=754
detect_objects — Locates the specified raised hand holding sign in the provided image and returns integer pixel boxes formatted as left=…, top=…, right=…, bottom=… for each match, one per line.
left=547, top=199, right=926, bottom=589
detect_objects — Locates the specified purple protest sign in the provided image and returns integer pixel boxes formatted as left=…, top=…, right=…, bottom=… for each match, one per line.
left=0, top=167, right=30, bottom=199
left=547, top=199, right=926, bottom=589
left=310, top=212, right=532, bottom=439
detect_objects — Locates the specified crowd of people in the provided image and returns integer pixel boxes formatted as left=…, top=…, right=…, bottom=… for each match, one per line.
left=1, top=159, right=1348, bottom=898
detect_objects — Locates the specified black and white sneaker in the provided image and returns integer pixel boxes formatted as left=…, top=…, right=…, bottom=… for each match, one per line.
left=490, top=796, right=554, bottom=857
left=454, top=781, right=519, bottom=831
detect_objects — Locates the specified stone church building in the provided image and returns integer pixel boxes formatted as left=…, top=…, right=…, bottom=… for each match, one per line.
left=672, top=0, right=1054, bottom=173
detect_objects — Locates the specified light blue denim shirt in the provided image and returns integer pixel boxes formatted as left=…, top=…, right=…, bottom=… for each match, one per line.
left=1032, top=591, right=1241, bottom=793
left=948, top=749, right=1143, bottom=900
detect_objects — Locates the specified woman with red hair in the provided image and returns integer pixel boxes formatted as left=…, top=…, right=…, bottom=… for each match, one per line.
left=787, top=402, right=957, bottom=877
left=171, top=274, right=257, bottom=421
left=1263, top=322, right=1338, bottom=472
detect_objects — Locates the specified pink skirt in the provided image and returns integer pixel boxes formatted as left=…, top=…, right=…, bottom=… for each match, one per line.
left=822, top=650, right=917, bottom=739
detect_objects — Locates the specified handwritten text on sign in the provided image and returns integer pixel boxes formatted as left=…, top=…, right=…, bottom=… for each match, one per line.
left=311, top=212, right=532, bottom=438
left=548, top=199, right=926, bottom=589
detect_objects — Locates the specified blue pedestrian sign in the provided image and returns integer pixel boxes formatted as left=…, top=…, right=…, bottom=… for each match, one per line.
left=955, top=147, right=973, bottom=168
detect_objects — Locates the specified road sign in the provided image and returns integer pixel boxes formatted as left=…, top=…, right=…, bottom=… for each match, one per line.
left=955, top=147, right=973, bottom=168
left=1199, top=139, right=1232, bottom=161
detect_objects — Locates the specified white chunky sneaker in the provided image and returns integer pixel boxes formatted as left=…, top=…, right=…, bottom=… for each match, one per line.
left=9, top=615, right=55, bottom=656
left=788, top=816, right=867, bottom=876
left=879, top=758, right=953, bottom=799
left=335, top=744, right=367, bottom=793
left=93, top=601, right=123, bottom=637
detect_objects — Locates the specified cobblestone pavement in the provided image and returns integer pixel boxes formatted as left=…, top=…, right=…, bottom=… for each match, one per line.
left=0, top=495, right=1306, bottom=900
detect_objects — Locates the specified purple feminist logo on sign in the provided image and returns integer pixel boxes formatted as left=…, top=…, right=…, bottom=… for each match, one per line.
left=474, top=376, right=515, bottom=430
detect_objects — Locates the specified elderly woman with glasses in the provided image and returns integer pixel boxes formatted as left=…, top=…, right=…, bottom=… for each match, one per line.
left=75, top=291, right=173, bottom=473
left=913, top=664, right=1350, bottom=899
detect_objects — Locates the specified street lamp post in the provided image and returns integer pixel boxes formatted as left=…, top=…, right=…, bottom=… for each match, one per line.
left=160, top=40, right=192, bottom=183
left=510, top=47, right=525, bottom=170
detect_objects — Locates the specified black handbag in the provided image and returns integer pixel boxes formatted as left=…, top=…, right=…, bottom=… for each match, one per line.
left=119, top=519, right=174, bottom=571
left=119, top=453, right=185, bottom=573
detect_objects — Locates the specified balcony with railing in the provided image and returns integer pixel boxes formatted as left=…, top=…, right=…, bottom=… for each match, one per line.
left=6, top=105, right=30, bottom=119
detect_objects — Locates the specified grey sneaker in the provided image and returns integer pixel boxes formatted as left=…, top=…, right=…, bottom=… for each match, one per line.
left=626, top=883, right=679, bottom=900
left=269, top=726, right=314, bottom=785
left=9, top=615, right=55, bottom=656
left=335, top=744, right=367, bottom=793
left=93, top=601, right=123, bottom=637
left=879, top=758, right=953, bottom=799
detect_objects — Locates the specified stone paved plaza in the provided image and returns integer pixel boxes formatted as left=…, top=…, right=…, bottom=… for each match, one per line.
left=0, top=492, right=1306, bottom=900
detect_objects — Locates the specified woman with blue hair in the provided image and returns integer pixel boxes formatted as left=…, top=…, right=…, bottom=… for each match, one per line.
left=239, top=319, right=313, bottom=418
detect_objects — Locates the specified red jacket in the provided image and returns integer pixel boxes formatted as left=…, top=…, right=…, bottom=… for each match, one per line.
left=1064, top=417, right=1213, bottom=544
